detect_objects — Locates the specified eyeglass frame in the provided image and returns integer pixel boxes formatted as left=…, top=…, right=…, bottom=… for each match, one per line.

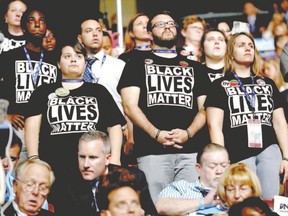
left=15, top=178, right=50, bottom=196
left=151, top=21, right=178, bottom=29
left=44, top=33, right=55, bottom=39
left=187, top=25, right=204, bottom=31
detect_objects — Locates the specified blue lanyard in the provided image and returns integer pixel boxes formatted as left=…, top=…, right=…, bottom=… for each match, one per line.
left=100, top=53, right=106, bottom=68
left=152, top=49, right=177, bottom=54
left=24, top=47, right=44, bottom=85
left=232, top=72, right=256, bottom=109
left=61, top=79, right=83, bottom=83
left=134, top=45, right=151, bottom=50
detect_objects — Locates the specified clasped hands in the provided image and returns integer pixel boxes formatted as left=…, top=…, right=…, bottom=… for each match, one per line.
left=156, top=128, right=190, bottom=149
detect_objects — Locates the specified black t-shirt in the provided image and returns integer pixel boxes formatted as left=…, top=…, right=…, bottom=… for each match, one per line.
left=0, top=46, right=60, bottom=117
left=26, top=82, right=126, bottom=181
left=0, top=28, right=26, bottom=54
left=205, top=72, right=284, bottom=162
left=117, top=51, right=211, bottom=157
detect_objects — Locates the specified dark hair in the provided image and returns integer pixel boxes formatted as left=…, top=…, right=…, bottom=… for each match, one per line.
left=102, top=31, right=111, bottom=39
left=11, top=132, right=22, bottom=151
left=55, top=41, right=87, bottom=62
left=200, top=28, right=227, bottom=63
left=20, top=5, right=47, bottom=32
left=0, top=130, right=22, bottom=155
left=77, top=16, right=102, bottom=35
left=228, top=197, right=278, bottom=215
left=97, top=167, right=138, bottom=210
left=147, top=10, right=177, bottom=32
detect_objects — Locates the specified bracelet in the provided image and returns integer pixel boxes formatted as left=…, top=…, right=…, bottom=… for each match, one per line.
left=283, top=157, right=288, bottom=162
left=198, top=197, right=205, bottom=210
left=28, top=155, right=39, bottom=160
left=186, top=129, right=192, bottom=139
left=155, top=129, right=161, bottom=140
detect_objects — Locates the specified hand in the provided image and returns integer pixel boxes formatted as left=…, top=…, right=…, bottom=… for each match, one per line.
left=124, top=139, right=134, bottom=155
left=162, top=128, right=188, bottom=149
left=280, top=159, right=288, bottom=184
left=157, top=130, right=183, bottom=149
left=204, top=188, right=220, bottom=208
left=7, top=114, right=24, bottom=130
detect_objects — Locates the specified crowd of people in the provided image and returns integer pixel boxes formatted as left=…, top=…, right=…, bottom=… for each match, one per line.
left=1, top=0, right=288, bottom=215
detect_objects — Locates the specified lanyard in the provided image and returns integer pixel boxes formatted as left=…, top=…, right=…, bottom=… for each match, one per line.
left=61, top=79, right=83, bottom=83
left=232, top=72, right=256, bottom=110
left=24, top=47, right=44, bottom=85
left=99, top=53, right=106, bottom=68
left=134, top=45, right=151, bottom=50
left=152, top=49, right=177, bottom=54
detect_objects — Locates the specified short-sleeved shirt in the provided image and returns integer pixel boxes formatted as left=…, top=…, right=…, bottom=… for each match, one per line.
left=26, top=82, right=126, bottom=182
left=204, top=72, right=284, bottom=162
left=117, top=52, right=211, bottom=157
left=158, top=179, right=208, bottom=200
left=0, top=29, right=26, bottom=54
left=0, top=47, right=60, bottom=117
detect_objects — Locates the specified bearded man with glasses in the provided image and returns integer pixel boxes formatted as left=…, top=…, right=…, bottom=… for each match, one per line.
left=118, top=10, right=211, bottom=205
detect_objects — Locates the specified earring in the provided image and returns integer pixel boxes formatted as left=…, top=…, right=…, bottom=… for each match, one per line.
left=5, top=19, right=7, bottom=23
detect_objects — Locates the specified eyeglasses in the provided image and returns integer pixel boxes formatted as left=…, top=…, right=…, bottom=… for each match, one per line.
left=152, top=21, right=177, bottom=29
left=15, top=178, right=50, bottom=196
left=188, top=26, right=204, bottom=31
left=0, top=155, right=18, bottom=162
left=45, top=33, right=54, bottom=39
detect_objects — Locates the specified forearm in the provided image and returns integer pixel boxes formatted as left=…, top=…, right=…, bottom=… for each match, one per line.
left=108, top=124, right=123, bottom=165
left=125, top=115, right=134, bottom=143
left=273, top=110, right=288, bottom=157
left=208, top=126, right=225, bottom=146
left=186, top=108, right=206, bottom=138
left=24, top=115, right=41, bottom=157
left=207, top=107, right=224, bottom=145
left=124, top=105, right=158, bottom=139
left=155, top=198, right=201, bottom=215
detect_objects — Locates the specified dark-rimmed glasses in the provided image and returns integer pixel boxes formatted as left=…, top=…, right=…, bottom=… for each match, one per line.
left=152, top=21, right=177, bottom=29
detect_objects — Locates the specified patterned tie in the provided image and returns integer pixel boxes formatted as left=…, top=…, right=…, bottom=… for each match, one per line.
left=83, top=56, right=97, bottom=83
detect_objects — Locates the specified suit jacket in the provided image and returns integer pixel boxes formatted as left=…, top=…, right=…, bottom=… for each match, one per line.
left=104, top=164, right=158, bottom=216
left=3, top=202, right=55, bottom=216
left=239, top=13, right=270, bottom=38
left=65, top=164, right=158, bottom=216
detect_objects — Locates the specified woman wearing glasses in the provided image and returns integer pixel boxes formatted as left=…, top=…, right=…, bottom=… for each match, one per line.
left=177, top=15, right=207, bottom=62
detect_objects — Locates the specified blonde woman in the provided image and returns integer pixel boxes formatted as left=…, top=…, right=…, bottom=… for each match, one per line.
left=217, top=163, right=262, bottom=208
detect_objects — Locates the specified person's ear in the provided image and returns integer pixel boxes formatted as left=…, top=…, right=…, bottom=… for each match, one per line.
left=105, top=154, right=111, bottom=166
left=77, top=35, right=83, bottom=45
left=100, top=210, right=110, bottom=216
left=195, top=163, right=201, bottom=174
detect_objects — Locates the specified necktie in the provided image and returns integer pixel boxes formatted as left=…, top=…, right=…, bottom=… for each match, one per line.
left=83, top=56, right=97, bottom=83
left=91, top=180, right=99, bottom=212
left=194, top=186, right=210, bottom=197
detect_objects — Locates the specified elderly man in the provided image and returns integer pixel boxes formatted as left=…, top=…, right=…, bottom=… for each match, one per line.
left=155, top=143, right=230, bottom=216
left=2, top=159, right=55, bottom=215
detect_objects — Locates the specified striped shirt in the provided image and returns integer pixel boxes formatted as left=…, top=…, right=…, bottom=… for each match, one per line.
left=158, top=179, right=211, bottom=199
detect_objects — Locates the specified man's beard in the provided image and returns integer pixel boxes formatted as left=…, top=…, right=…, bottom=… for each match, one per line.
left=153, top=34, right=177, bottom=49
left=26, top=33, right=44, bottom=47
